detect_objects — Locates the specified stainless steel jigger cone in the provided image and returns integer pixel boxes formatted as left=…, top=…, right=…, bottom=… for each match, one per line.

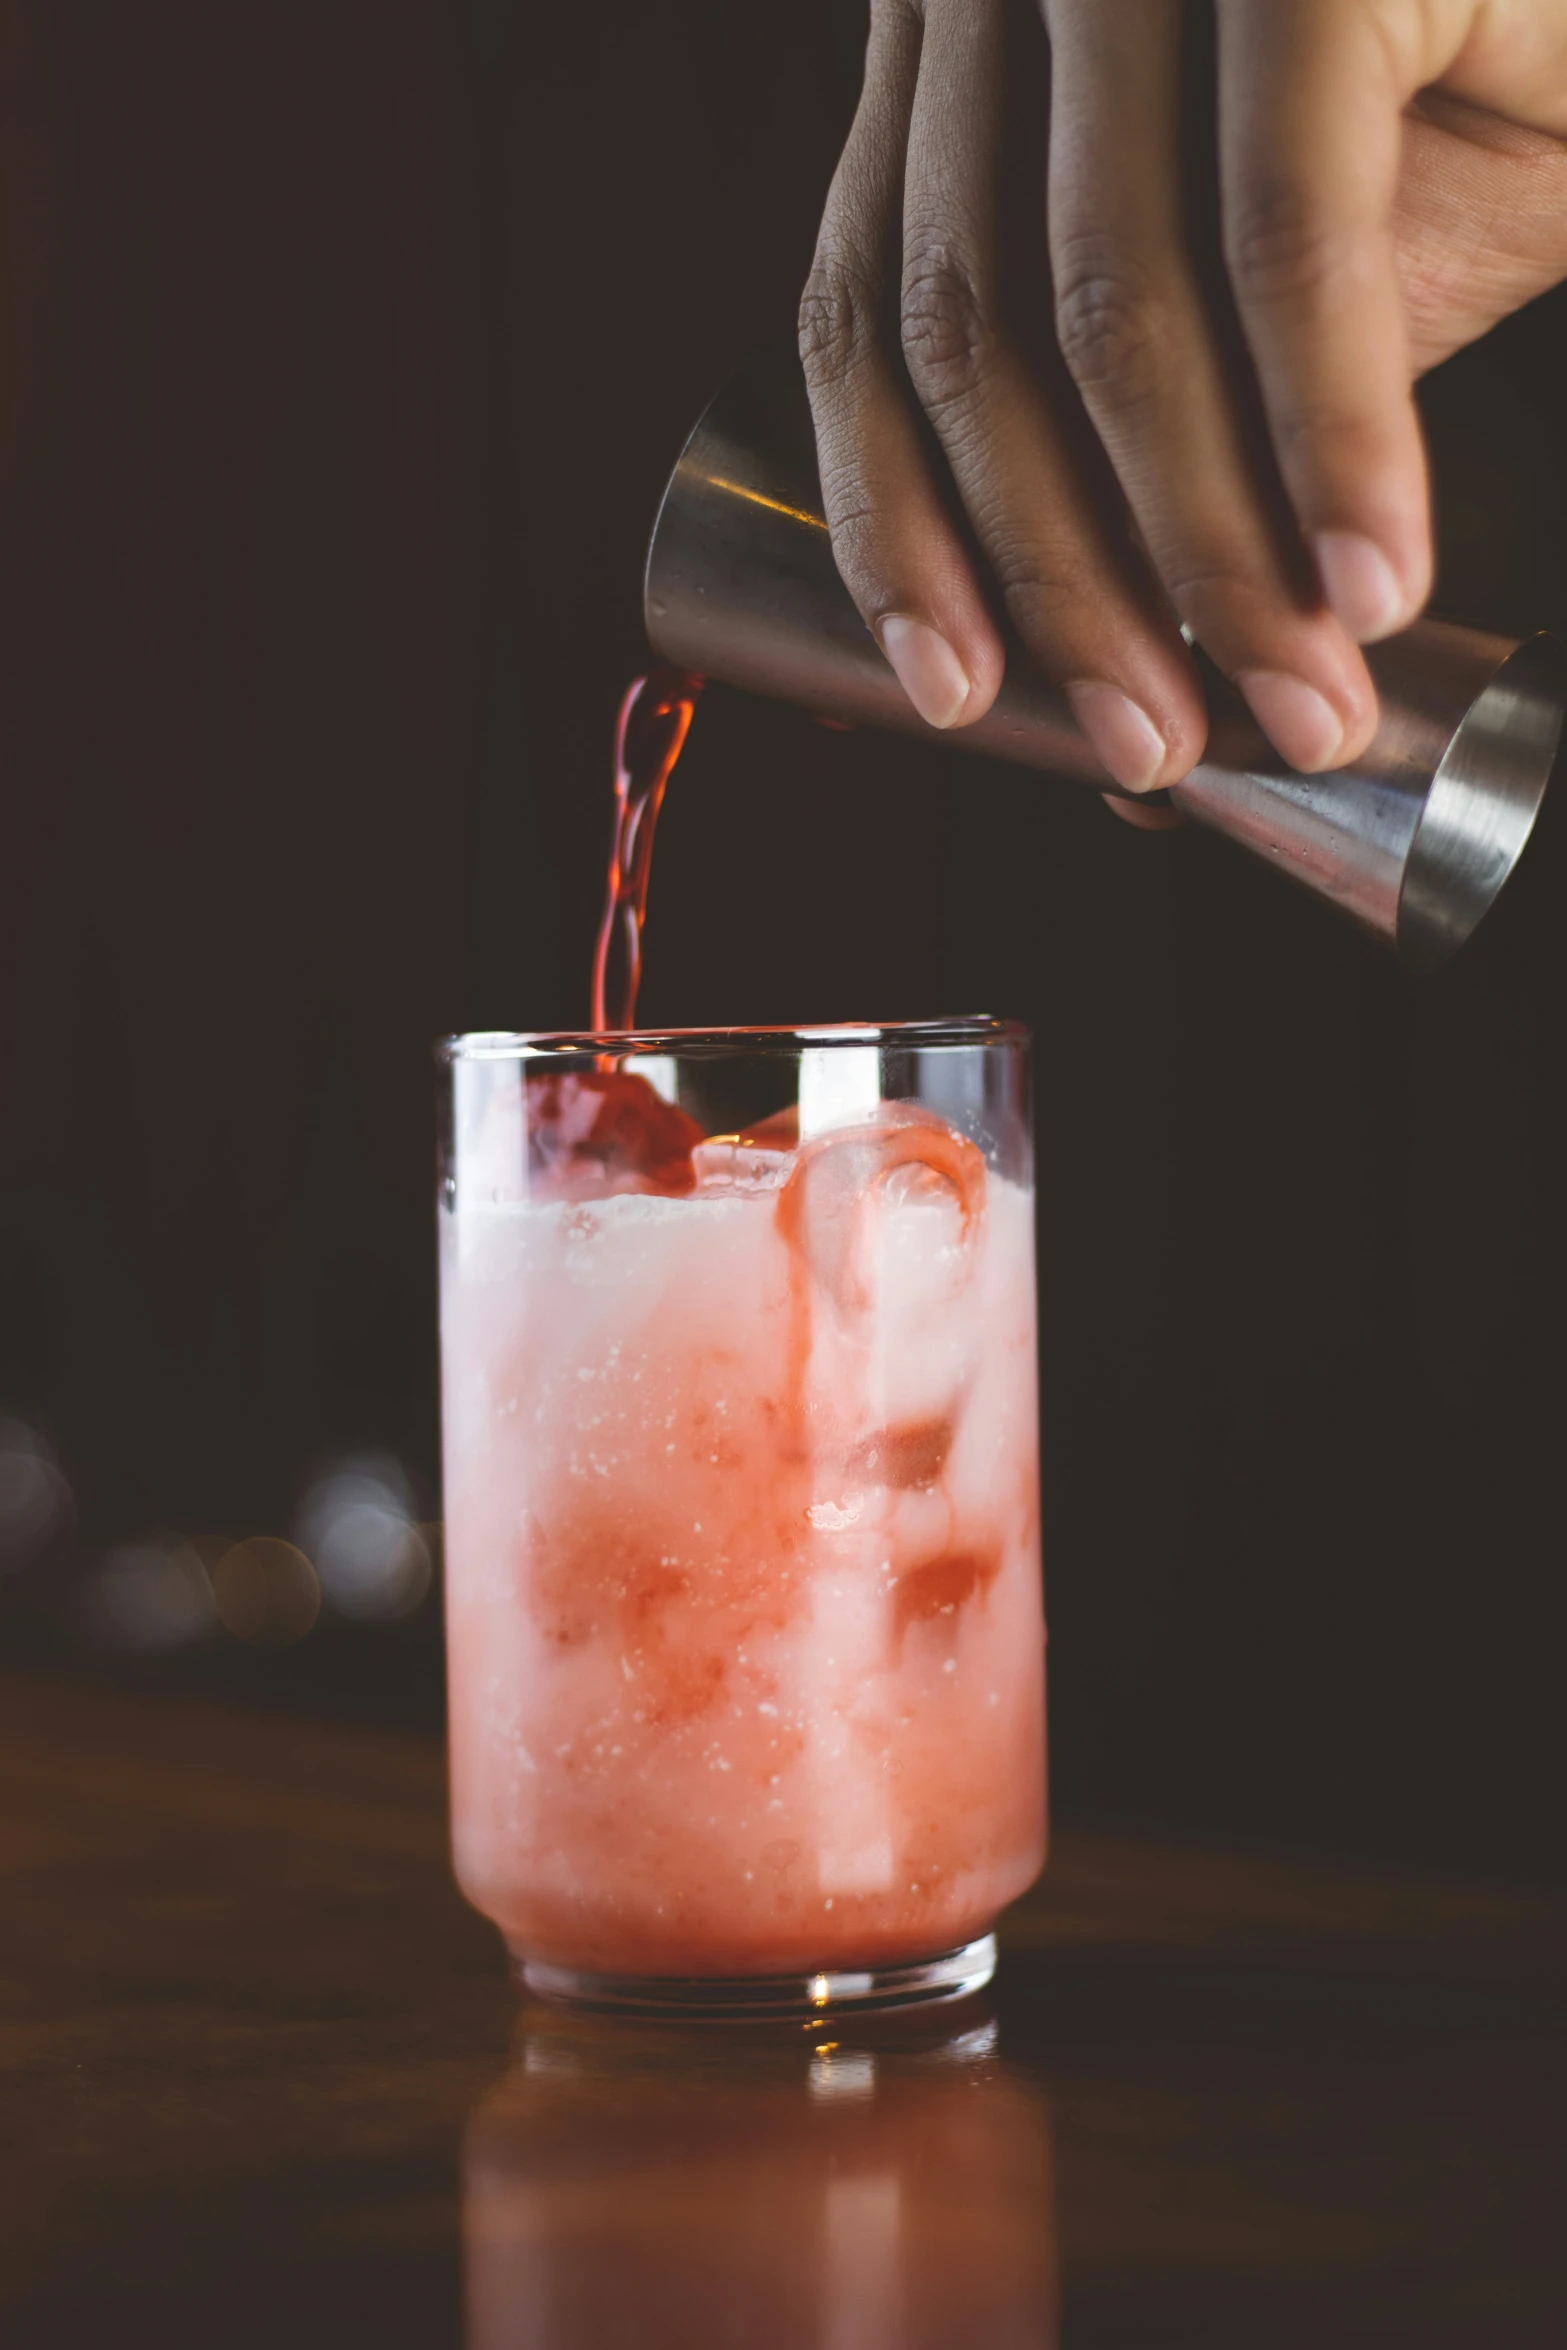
left=645, top=346, right=1567, bottom=971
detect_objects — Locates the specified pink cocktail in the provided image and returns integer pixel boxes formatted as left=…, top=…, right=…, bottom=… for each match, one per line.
left=438, top=1022, right=1046, bottom=2015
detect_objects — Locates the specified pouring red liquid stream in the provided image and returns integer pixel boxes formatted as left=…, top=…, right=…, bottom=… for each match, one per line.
left=590, top=666, right=704, bottom=1034
left=525, top=664, right=705, bottom=1197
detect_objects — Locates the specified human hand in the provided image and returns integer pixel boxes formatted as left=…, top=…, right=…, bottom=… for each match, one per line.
left=800, top=0, right=1567, bottom=816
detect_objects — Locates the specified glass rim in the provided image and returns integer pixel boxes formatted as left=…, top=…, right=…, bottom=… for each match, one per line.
left=437, top=1016, right=1029, bottom=1066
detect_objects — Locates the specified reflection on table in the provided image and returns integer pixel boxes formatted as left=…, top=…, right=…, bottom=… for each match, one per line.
left=465, top=2000, right=1057, bottom=2349
left=7, top=1679, right=1567, bottom=2345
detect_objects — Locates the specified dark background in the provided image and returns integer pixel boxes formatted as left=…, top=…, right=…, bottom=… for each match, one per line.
left=3, top=0, right=1566, bottom=1883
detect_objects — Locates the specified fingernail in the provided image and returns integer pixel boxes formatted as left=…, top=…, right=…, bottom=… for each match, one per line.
left=1066, top=682, right=1167, bottom=793
left=876, top=615, right=972, bottom=729
left=1314, top=532, right=1408, bottom=643
left=1237, top=671, right=1345, bottom=772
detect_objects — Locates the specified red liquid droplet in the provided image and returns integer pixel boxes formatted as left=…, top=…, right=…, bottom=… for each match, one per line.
left=590, top=666, right=704, bottom=1034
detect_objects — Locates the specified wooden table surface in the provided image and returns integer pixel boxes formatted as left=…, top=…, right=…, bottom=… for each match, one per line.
left=2, top=1673, right=1564, bottom=2347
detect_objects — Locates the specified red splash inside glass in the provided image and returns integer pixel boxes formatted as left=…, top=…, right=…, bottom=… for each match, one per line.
left=437, top=1020, right=1046, bottom=2018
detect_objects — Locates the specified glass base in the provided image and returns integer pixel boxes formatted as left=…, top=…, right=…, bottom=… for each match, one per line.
left=517, top=1933, right=997, bottom=2021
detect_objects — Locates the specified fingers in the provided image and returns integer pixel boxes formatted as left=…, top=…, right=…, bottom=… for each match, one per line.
left=800, top=0, right=1006, bottom=731
left=1215, top=0, right=1431, bottom=639
left=897, top=0, right=1205, bottom=789
left=1043, top=0, right=1379, bottom=774
left=805, top=0, right=1434, bottom=788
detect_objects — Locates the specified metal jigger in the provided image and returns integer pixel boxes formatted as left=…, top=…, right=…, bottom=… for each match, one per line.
left=645, top=347, right=1566, bottom=971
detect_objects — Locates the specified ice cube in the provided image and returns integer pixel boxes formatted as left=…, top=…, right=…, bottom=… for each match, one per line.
left=776, top=1103, right=987, bottom=1316
left=691, top=1138, right=794, bottom=1194
left=525, top=1067, right=703, bottom=1199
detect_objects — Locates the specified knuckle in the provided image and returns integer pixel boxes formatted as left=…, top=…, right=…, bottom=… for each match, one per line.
left=1052, top=251, right=1168, bottom=407
left=990, top=549, right=1087, bottom=633
left=798, top=257, right=882, bottom=392
left=1161, top=560, right=1268, bottom=610
left=899, top=242, right=994, bottom=410
left=1269, top=399, right=1379, bottom=467
left=1224, top=178, right=1347, bottom=305
left=1158, top=557, right=1309, bottom=653
left=815, top=482, right=884, bottom=574
left=1259, top=397, right=1381, bottom=493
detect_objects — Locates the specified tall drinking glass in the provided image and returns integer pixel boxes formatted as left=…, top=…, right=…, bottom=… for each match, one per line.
left=437, top=1021, right=1045, bottom=2017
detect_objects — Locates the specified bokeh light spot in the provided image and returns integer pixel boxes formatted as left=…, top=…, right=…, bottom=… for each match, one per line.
left=295, top=1452, right=432, bottom=1620
left=87, top=1541, right=216, bottom=1651
left=212, top=1538, right=321, bottom=1647
left=0, top=1417, right=75, bottom=1570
